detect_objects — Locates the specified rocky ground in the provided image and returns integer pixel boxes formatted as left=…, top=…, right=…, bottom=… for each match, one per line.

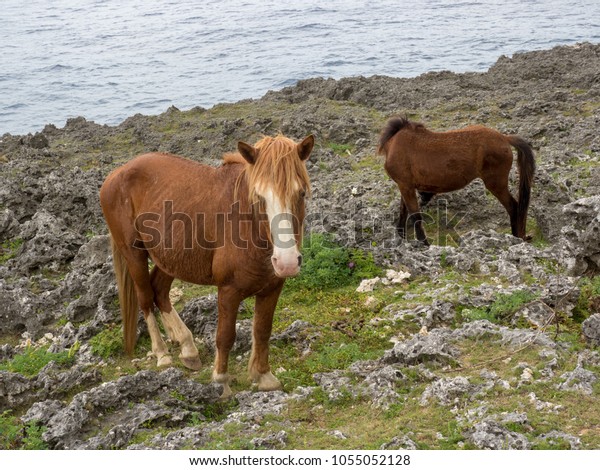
left=1, top=42, right=599, bottom=450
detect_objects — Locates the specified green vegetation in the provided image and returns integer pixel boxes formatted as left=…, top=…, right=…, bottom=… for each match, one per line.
left=459, top=290, right=537, bottom=324
left=327, top=142, right=354, bottom=156
left=573, top=275, right=600, bottom=320
left=0, top=345, right=77, bottom=377
left=0, top=238, right=23, bottom=264
left=89, top=324, right=125, bottom=360
left=0, top=411, right=48, bottom=450
left=286, top=232, right=382, bottom=290
left=88, top=323, right=153, bottom=368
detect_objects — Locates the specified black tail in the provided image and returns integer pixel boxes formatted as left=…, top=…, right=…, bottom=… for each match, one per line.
left=507, top=135, right=535, bottom=238
left=377, top=116, right=413, bottom=155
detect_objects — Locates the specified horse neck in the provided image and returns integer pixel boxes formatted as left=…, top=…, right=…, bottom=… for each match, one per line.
left=229, top=173, right=273, bottom=254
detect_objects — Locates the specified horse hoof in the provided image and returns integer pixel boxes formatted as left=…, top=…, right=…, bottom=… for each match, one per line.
left=157, top=354, right=173, bottom=368
left=180, top=355, right=202, bottom=371
left=257, top=372, right=282, bottom=392
left=219, top=382, right=233, bottom=400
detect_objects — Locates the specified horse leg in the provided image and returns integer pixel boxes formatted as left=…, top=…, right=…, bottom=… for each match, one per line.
left=117, top=245, right=172, bottom=367
left=397, top=199, right=408, bottom=239
left=248, top=284, right=284, bottom=392
left=145, top=311, right=173, bottom=367
left=483, top=178, right=519, bottom=237
left=402, top=188, right=429, bottom=245
left=212, top=285, right=244, bottom=398
left=151, top=266, right=201, bottom=371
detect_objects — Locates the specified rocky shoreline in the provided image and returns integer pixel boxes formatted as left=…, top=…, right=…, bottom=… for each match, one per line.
left=1, top=42, right=599, bottom=450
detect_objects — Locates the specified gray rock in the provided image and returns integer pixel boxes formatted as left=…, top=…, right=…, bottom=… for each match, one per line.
left=467, top=420, right=530, bottom=449
left=582, top=313, right=600, bottom=346
left=30, top=368, right=221, bottom=449
left=0, top=208, right=20, bottom=238
left=382, top=329, right=459, bottom=366
left=512, top=301, right=555, bottom=328
left=251, top=430, right=288, bottom=449
left=0, top=371, right=33, bottom=410
left=556, top=365, right=598, bottom=395
left=380, top=434, right=418, bottom=450
left=14, top=209, right=84, bottom=274
left=313, top=370, right=357, bottom=402
left=560, top=196, right=600, bottom=275
left=420, top=376, right=479, bottom=406
left=536, top=430, right=581, bottom=450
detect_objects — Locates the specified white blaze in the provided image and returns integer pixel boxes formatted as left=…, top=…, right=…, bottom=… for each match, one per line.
left=261, top=187, right=301, bottom=277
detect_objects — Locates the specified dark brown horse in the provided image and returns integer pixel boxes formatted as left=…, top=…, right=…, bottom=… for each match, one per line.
left=100, top=134, right=314, bottom=397
left=378, top=117, right=535, bottom=244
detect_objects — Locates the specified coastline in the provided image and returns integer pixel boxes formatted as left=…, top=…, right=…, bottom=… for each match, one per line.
left=0, top=42, right=599, bottom=450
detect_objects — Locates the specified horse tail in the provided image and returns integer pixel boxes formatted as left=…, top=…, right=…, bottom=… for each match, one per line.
left=377, top=116, right=413, bottom=155
left=507, top=135, right=535, bottom=238
left=110, top=236, right=138, bottom=356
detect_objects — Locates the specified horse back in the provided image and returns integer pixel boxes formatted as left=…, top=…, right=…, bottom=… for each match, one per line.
left=384, top=124, right=513, bottom=193
left=100, top=153, right=243, bottom=284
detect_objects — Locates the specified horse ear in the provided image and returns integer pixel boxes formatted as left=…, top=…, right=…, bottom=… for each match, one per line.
left=237, top=141, right=257, bottom=164
left=297, top=134, right=315, bottom=161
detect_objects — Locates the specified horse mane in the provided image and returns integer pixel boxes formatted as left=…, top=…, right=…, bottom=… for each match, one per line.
left=240, top=134, right=311, bottom=206
left=377, top=116, right=425, bottom=154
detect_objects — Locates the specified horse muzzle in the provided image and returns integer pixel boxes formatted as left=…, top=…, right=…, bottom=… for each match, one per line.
left=271, top=253, right=302, bottom=278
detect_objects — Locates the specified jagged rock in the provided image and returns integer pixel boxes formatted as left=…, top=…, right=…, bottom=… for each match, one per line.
left=0, top=208, right=20, bottom=238
left=560, top=196, right=600, bottom=275
left=380, top=434, right=418, bottom=450
left=12, top=209, right=84, bottom=274
left=420, top=376, right=479, bottom=406
left=382, top=329, right=459, bottom=366
left=512, top=301, right=555, bottom=328
left=556, top=365, right=598, bottom=395
left=251, top=430, right=288, bottom=449
left=23, top=368, right=221, bottom=449
left=85, top=402, right=188, bottom=450
left=0, top=362, right=101, bottom=412
left=582, top=313, right=600, bottom=346
left=314, top=370, right=358, bottom=401
left=467, top=420, right=530, bottom=449
left=0, top=371, right=33, bottom=410
left=451, top=320, right=556, bottom=349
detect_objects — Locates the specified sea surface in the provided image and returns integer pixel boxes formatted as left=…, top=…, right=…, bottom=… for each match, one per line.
left=1, top=0, right=599, bottom=135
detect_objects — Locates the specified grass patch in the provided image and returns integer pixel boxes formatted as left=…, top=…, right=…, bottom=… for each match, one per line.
left=89, top=324, right=125, bottom=360
left=0, top=238, right=23, bottom=264
left=0, top=411, right=48, bottom=450
left=0, top=345, right=77, bottom=377
left=327, top=142, right=354, bottom=156
left=286, top=232, right=382, bottom=291
left=459, top=289, right=537, bottom=324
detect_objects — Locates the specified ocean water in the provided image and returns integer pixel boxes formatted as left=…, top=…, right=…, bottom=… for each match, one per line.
left=1, top=0, right=599, bottom=135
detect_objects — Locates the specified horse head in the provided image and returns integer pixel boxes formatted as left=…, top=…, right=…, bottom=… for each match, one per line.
left=238, top=134, right=314, bottom=278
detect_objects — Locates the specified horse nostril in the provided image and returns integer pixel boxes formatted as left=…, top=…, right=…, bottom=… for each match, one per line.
left=297, top=255, right=303, bottom=267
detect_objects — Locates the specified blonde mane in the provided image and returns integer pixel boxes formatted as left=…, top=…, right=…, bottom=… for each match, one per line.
left=225, top=135, right=311, bottom=207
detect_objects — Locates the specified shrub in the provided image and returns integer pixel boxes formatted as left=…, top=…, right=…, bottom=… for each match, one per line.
left=287, top=233, right=382, bottom=290
left=0, top=412, right=48, bottom=450
left=89, top=325, right=124, bottom=359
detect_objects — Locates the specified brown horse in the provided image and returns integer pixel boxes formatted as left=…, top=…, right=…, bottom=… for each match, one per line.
left=377, top=117, right=535, bottom=244
left=100, top=134, right=314, bottom=397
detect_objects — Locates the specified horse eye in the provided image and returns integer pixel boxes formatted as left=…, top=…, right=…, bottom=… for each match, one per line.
left=299, top=190, right=306, bottom=198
